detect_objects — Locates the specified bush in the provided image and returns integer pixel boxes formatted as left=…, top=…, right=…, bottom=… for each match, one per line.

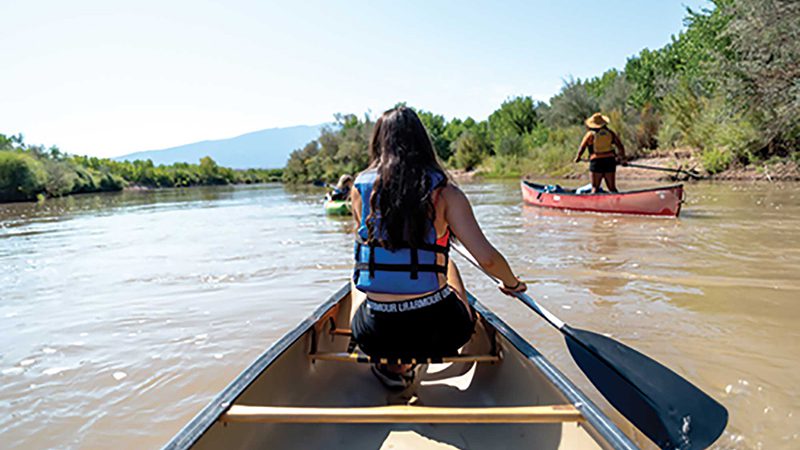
left=43, top=160, right=79, bottom=197
left=0, top=151, right=46, bottom=201
left=701, top=147, right=733, bottom=174
left=484, top=154, right=523, bottom=178
left=516, top=126, right=583, bottom=176
left=635, top=103, right=661, bottom=150
left=451, top=131, right=489, bottom=171
left=494, top=134, right=526, bottom=158
left=545, top=79, right=600, bottom=128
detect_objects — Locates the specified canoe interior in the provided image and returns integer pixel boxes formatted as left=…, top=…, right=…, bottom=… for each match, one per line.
left=167, top=286, right=633, bottom=450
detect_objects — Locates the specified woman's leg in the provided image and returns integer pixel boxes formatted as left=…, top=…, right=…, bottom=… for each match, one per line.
left=591, top=172, right=604, bottom=193
left=349, top=278, right=367, bottom=321
left=603, top=172, right=618, bottom=192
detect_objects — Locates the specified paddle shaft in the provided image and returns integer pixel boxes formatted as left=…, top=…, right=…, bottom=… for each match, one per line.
left=626, top=162, right=701, bottom=179
left=452, top=243, right=564, bottom=329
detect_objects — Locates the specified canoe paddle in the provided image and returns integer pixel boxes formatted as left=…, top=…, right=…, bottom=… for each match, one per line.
left=625, top=162, right=703, bottom=180
left=452, top=242, right=728, bottom=450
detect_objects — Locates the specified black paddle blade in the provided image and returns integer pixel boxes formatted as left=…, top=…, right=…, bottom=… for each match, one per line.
left=563, top=325, right=728, bottom=449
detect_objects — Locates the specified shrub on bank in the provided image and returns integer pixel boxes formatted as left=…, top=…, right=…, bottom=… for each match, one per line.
left=0, top=151, right=47, bottom=201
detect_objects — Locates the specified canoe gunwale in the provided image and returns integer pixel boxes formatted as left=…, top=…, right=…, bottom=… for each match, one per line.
left=163, top=283, right=637, bottom=450
left=521, top=180, right=684, bottom=197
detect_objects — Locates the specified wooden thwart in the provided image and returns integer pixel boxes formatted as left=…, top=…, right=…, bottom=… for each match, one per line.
left=221, top=404, right=583, bottom=424
left=308, top=352, right=500, bottom=365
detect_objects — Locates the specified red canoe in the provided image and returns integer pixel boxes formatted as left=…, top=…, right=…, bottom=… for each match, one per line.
left=521, top=180, right=684, bottom=217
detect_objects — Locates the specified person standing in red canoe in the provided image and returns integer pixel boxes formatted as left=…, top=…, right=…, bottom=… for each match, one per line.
left=574, top=113, right=627, bottom=193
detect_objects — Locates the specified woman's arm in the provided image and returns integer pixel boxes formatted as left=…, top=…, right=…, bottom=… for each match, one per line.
left=442, top=185, right=526, bottom=294
left=575, top=132, right=591, bottom=162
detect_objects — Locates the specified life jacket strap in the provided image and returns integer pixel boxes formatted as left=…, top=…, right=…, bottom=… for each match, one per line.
left=410, top=248, right=419, bottom=280
left=354, top=262, right=447, bottom=274
left=355, top=234, right=448, bottom=254
left=368, top=242, right=376, bottom=279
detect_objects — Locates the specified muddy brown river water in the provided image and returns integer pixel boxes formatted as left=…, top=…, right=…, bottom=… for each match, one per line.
left=0, top=180, right=797, bottom=449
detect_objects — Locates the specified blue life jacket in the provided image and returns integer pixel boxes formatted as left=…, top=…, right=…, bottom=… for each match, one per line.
left=353, top=168, right=450, bottom=295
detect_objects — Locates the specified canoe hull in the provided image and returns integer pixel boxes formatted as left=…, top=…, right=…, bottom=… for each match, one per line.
left=521, top=181, right=683, bottom=217
left=164, top=285, right=636, bottom=450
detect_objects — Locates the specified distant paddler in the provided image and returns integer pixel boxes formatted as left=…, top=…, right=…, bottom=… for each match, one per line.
left=574, top=113, right=627, bottom=193
left=326, top=174, right=353, bottom=201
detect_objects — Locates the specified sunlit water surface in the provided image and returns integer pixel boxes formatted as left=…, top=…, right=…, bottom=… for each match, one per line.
left=1, top=181, right=797, bottom=449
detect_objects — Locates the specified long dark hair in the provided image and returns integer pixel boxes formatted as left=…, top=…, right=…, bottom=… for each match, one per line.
left=366, top=107, right=447, bottom=250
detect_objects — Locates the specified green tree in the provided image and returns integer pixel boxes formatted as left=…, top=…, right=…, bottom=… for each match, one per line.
left=719, top=0, right=800, bottom=153
left=489, top=96, right=542, bottom=139
left=417, top=110, right=452, bottom=161
left=451, top=131, right=489, bottom=171
left=199, top=156, right=227, bottom=185
left=545, top=80, right=599, bottom=128
left=0, top=151, right=46, bottom=201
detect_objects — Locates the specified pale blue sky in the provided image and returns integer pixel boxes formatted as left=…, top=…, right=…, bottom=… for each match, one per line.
left=1, top=1, right=708, bottom=157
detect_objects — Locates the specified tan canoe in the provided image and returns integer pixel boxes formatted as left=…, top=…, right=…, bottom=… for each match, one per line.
left=164, top=285, right=638, bottom=449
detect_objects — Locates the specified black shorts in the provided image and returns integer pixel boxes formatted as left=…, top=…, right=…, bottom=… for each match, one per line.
left=352, top=287, right=475, bottom=359
left=590, top=157, right=617, bottom=173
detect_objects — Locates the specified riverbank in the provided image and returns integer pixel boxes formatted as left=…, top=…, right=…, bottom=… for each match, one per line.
left=1, top=134, right=284, bottom=203
left=459, top=152, right=800, bottom=183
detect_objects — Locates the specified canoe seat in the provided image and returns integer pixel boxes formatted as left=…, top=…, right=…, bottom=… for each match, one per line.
left=221, top=404, right=583, bottom=424
left=308, top=351, right=500, bottom=365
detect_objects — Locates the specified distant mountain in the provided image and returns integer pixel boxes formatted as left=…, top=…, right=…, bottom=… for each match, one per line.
left=115, top=124, right=326, bottom=169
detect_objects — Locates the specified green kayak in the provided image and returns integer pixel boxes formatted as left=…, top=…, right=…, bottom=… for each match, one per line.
left=324, top=199, right=352, bottom=215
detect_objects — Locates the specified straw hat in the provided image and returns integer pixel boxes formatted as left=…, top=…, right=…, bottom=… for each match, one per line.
left=585, top=113, right=610, bottom=129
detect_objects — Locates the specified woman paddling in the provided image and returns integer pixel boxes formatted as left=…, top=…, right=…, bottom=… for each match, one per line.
left=574, top=113, right=627, bottom=193
left=327, top=174, right=353, bottom=201
left=350, top=106, right=527, bottom=390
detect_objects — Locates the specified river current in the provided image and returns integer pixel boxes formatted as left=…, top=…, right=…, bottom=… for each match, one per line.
left=1, top=180, right=797, bottom=449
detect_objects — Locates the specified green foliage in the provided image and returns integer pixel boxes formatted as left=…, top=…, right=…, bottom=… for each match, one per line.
left=701, top=147, right=733, bottom=174
left=635, top=104, right=661, bottom=150
left=283, top=114, right=373, bottom=183
left=488, top=96, right=542, bottom=141
left=451, top=131, right=490, bottom=171
left=494, top=134, right=526, bottom=158
left=0, top=133, right=282, bottom=203
left=43, top=159, right=79, bottom=197
left=521, top=126, right=585, bottom=177
left=585, top=69, right=622, bottom=99
left=0, top=151, right=47, bottom=201
left=417, top=110, right=452, bottom=161
left=484, top=154, right=523, bottom=178
left=719, top=0, right=800, bottom=152
left=545, top=79, right=599, bottom=128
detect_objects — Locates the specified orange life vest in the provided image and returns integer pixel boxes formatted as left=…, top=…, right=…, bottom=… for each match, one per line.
left=590, top=128, right=615, bottom=159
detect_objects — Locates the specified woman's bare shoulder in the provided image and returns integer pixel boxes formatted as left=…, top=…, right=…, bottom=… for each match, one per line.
left=439, top=184, right=470, bottom=211
left=441, top=183, right=465, bottom=199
